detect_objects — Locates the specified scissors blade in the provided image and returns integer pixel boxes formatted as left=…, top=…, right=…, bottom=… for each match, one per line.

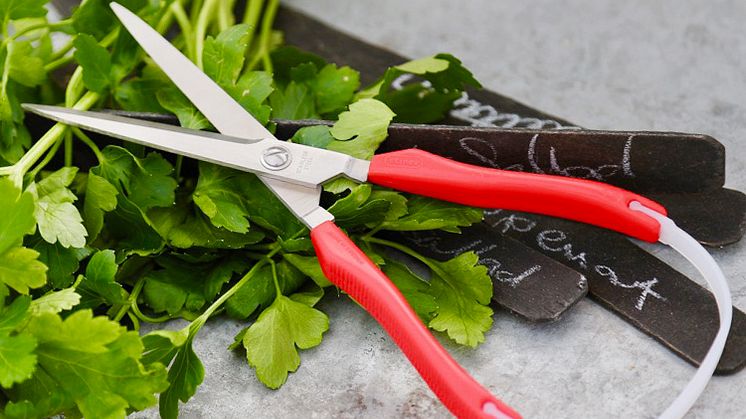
left=110, top=2, right=273, bottom=141
left=23, top=104, right=367, bottom=191
left=110, top=3, right=340, bottom=227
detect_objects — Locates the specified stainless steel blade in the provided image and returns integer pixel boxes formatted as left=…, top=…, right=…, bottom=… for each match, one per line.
left=110, top=2, right=273, bottom=141
left=23, top=105, right=369, bottom=191
left=110, top=2, right=349, bottom=228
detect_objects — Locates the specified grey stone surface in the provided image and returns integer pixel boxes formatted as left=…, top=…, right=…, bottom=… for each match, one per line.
left=133, top=1, right=746, bottom=418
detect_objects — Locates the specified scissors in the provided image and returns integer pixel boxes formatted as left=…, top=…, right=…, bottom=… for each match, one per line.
left=23, top=3, right=732, bottom=418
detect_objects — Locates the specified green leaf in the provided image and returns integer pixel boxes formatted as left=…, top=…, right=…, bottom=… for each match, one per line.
left=77, top=250, right=127, bottom=309
left=0, top=0, right=47, bottom=23
left=141, top=255, right=245, bottom=316
left=29, top=288, right=80, bottom=315
left=149, top=195, right=264, bottom=250
left=328, top=184, right=391, bottom=229
left=382, top=259, right=437, bottom=323
left=141, top=329, right=203, bottom=419
left=203, top=24, right=251, bottom=87
left=225, top=261, right=307, bottom=319
left=368, top=190, right=408, bottom=223
left=282, top=254, right=331, bottom=288
left=6, top=310, right=168, bottom=418
left=96, top=147, right=177, bottom=211
left=328, top=98, right=395, bottom=159
left=0, top=296, right=36, bottom=388
left=30, top=167, right=88, bottom=248
left=366, top=53, right=481, bottom=123
left=157, top=86, right=211, bottom=130
left=30, top=239, right=83, bottom=288
left=114, top=63, right=170, bottom=113
left=73, top=34, right=112, bottom=93
left=224, top=70, right=273, bottom=125
left=193, top=162, right=251, bottom=233
left=0, top=295, right=31, bottom=332
left=158, top=336, right=203, bottom=419
left=0, top=247, right=47, bottom=294
left=310, top=64, right=360, bottom=115
left=427, top=252, right=493, bottom=347
left=269, top=46, right=326, bottom=83
left=380, top=196, right=482, bottom=233
left=6, top=40, right=46, bottom=87
left=90, top=147, right=176, bottom=255
left=242, top=294, right=329, bottom=388
left=395, top=56, right=450, bottom=74
left=83, top=172, right=119, bottom=241
left=270, top=81, right=317, bottom=119
left=0, top=332, right=37, bottom=388
left=0, top=177, right=36, bottom=254
left=290, top=125, right=333, bottom=149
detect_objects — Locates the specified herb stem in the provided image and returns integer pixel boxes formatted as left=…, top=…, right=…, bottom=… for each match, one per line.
left=72, top=127, right=105, bottom=162
left=114, top=274, right=147, bottom=323
left=170, top=0, right=196, bottom=61
left=269, top=258, right=281, bottom=298
left=246, top=0, right=278, bottom=71
left=194, top=0, right=219, bottom=69
left=242, top=0, right=264, bottom=56
left=26, top=131, right=64, bottom=180
left=131, top=299, right=172, bottom=323
left=3, top=19, right=73, bottom=45
left=362, top=236, right=447, bottom=277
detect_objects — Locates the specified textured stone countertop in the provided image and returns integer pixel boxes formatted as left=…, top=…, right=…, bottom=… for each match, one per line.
left=132, top=1, right=746, bottom=418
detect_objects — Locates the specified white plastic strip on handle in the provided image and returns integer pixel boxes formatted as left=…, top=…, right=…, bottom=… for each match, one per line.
left=629, top=201, right=733, bottom=419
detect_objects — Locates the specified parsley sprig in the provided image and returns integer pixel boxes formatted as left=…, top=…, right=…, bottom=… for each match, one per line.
left=0, top=1, right=488, bottom=417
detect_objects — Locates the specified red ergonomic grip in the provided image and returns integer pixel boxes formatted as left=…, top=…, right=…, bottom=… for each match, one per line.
left=310, top=221, right=521, bottom=419
left=368, top=149, right=667, bottom=242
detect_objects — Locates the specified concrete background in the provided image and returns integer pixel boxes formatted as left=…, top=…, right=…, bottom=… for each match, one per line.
left=130, top=1, right=746, bottom=418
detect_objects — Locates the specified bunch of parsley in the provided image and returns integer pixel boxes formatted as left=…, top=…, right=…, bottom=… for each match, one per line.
left=0, top=1, right=492, bottom=417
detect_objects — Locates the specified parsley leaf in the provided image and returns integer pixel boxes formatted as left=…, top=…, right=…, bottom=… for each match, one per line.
left=28, top=288, right=81, bottom=316
left=328, top=98, right=395, bottom=160
left=427, top=252, right=493, bottom=347
left=77, top=250, right=127, bottom=309
left=0, top=178, right=36, bottom=254
left=6, top=310, right=168, bottom=418
left=0, top=0, right=47, bottom=23
left=73, top=34, right=112, bottom=93
left=382, top=259, right=437, bottom=323
left=362, top=54, right=481, bottom=123
left=29, top=167, right=88, bottom=248
left=328, top=183, right=391, bottom=229
left=310, top=64, right=360, bottom=116
left=6, top=40, right=46, bottom=87
left=380, top=196, right=483, bottom=233
left=241, top=293, right=329, bottom=388
left=30, top=239, right=85, bottom=288
left=0, top=296, right=36, bottom=388
left=193, top=162, right=252, bottom=233
left=83, top=172, right=119, bottom=241
left=0, top=247, right=47, bottom=295
left=282, top=254, right=332, bottom=288
left=225, top=260, right=307, bottom=319
left=203, top=24, right=251, bottom=88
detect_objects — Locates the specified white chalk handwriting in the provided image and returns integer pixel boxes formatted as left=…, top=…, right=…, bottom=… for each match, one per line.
left=486, top=210, right=666, bottom=310
left=404, top=233, right=542, bottom=288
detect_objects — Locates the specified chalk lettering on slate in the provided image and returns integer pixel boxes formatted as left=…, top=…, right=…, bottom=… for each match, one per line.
left=403, top=232, right=541, bottom=288
left=391, top=75, right=577, bottom=130
left=459, top=134, right=637, bottom=181
left=488, top=211, right=666, bottom=309
left=450, top=92, right=580, bottom=130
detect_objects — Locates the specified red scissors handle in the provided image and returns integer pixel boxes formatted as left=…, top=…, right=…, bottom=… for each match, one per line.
left=311, top=221, right=521, bottom=419
left=368, top=149, right=666, bottom=242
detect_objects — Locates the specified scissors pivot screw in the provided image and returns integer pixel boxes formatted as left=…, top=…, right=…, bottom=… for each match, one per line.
left=261, top=146, right=292, bottom=170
